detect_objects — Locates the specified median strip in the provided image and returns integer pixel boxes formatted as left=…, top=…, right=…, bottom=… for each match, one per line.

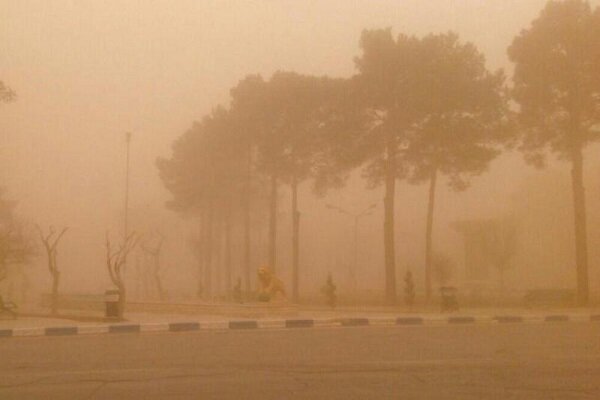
left=396, top=317, right=423, bottom=325
left=494, top=316, right=524, bottom=323
left=448, top=316, right=476, bottom=324
left=109, top=324, right=141, bottom=334
left=285, top=319, right=314, bottom=328
left=228, top=320, right=258, bottom=330
left=169, top=322, right=199, bottom=332
left=340, top=318, right=369, bottom=327
left=0, top=329, right=12, bottom=337
left=544, top=315, right=569, bottom=322
left=1, top=312, right=598, bottom=339
left=45, top=326, right=78, bottom=336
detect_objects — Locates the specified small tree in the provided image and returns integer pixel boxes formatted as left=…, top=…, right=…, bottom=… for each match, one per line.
left=105, top=232, right=138, bottom=319
left=404, top=271, right=415, bottom=307
left=0, top=81, right=16, bottom=104
left=321, top=273, right=337, bottom=308
left=140, top=232, right=165, bottom=301
left=232, top=277, right=243, bottom=304
left=36, top=225, right=68, bottom=315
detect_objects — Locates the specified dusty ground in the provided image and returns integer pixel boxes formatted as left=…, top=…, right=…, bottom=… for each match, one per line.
left=1, top=322, right=599, bottom=399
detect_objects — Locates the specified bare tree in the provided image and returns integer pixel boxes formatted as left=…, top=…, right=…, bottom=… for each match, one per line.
left=105, top=232, right=139, bottom=318
left=36, top=225, right=68, bottom=315
left=140, top=232, right=165, bottom=301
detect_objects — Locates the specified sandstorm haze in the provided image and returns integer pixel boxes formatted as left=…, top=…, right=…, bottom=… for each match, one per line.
left=1, top=0, right=600, bottom=302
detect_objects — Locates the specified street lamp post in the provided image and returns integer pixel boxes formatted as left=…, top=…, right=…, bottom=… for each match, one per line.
left=124, top=131, right=132, bottom=246
left=325, top=203, right=376, bottom=293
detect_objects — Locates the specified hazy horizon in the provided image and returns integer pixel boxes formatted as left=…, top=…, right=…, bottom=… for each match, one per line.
left=1, top=0, right=599, bottom=296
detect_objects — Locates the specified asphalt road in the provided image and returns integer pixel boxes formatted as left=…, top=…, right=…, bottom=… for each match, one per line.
left=1, top=323, right=599, bottom=399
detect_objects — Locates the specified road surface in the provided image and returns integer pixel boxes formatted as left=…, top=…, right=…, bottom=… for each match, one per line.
left=1, top=322, right=599, bottom=399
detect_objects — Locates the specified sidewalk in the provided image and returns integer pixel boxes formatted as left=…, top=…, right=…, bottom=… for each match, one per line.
left=1, top=304, right=599, bottom=339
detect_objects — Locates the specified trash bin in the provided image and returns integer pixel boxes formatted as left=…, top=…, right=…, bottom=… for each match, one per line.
left=105, top=289, right=120, bottom=317
left=440, top=286, right=459, bottom=312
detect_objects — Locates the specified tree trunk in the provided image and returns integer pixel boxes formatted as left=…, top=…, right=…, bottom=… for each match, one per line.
left=224, top=204, right=233, bottom=297
left=268, top=174, right=278, bottom=272
left=424, top=167, right=438, bottom=301
left=154, top=269, right=165, bottom=301
left=51, top=271, right=60, bottom=315
left=196, top=216, right=204, bottom=298
left=153, top=252, right=164, bottom=301
left=214, top=218, right=222, bottom=298
left=352, top=216, right=358, bottom=293
left=570, top=143, right=589, bottom=305
left=243, top=144, right=252, bottom=295
left=291, top=175, right=300, bottom=303
left=204, top=200, right=214, bottom=300
left=383, top=139, right=397, bottom=305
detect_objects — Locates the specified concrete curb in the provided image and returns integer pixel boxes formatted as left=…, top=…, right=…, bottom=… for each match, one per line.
left=1, top=314, right=598, bottom=339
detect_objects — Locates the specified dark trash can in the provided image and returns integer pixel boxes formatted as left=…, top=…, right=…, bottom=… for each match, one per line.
left=105, top=289, right=120, bottom=318
left=440, top=286, right=459, bottom=312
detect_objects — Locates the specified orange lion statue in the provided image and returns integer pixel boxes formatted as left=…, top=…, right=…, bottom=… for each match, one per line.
left=257, top=266, right=286, bottom=302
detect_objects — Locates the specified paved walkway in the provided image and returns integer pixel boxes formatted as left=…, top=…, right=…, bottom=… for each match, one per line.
left=1, top=305, right=599, bottom=339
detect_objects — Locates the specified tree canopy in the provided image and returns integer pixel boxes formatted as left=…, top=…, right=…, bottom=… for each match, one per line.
left=508, top=0, right=600, bottom=305
left=406, top=32, right=507, bottom=189
left=157, top=3, right=597, bottom=304
left=508, top=0, right=600, bottom=165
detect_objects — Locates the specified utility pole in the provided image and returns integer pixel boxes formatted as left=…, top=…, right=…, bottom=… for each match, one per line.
left=124, top=132, right=132, bottom=263
left=325, top=203, right=376, bottom=292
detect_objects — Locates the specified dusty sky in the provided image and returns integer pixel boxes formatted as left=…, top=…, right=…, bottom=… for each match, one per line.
left=0, top=0, right=572, bottom=219
left=1, top=1, right=599, bottom=293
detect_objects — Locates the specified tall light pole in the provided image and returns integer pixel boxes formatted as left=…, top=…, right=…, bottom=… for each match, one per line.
left=325, top=203, right=376, bottom=292
left=124, top=132, right=132, bottom=245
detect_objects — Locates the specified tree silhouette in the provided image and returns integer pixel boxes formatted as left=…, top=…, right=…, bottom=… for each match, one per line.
left=36, top=225, right=68, bottom=315
left=158, top=107, right=248, bottom=299
left=0, top=81, right=16, bottom=104
left=229, top=75, right=270, bottom=294
left=405, top=32, right=507, bottom=300
left=139, top=232, right=165, bottom=301
left=346, top=29, right=425, bottom=304
left=105, top=232, right=139, bottom=318
left=255, top=72, right=338, bottom=302
left=508, top=0, right=600, bottom=305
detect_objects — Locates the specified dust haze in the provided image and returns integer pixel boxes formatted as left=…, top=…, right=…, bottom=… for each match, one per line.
left=1, top=0, right=600, bottom=306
